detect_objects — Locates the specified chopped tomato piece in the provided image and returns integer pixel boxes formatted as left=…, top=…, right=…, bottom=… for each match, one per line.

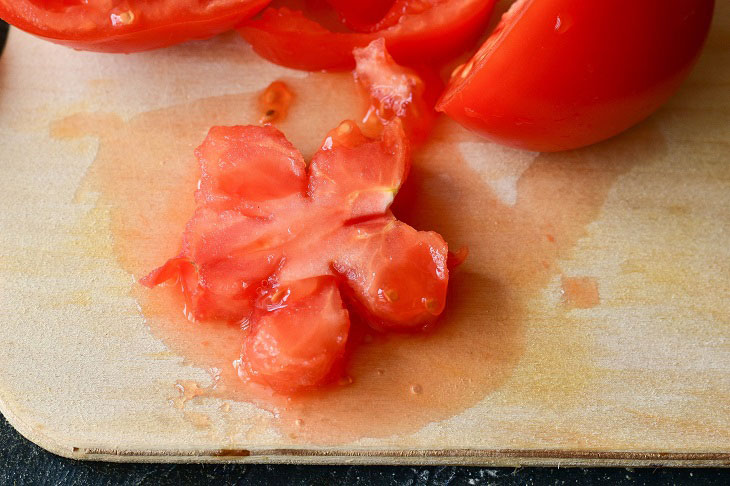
left=0, top=0, right=272, bottom=52
left=142, top=120, right=452, bottom=391
left=308, top=120, right=409, bottom=220
left=238, top=0, right=497, bottom=70
left=334, top=218, right=448, bottom=331
left=354, top=39, right=436, bottom=145
left=195, top=125, right=306, bottom=205
left=241, top=276, right=349, bottom=392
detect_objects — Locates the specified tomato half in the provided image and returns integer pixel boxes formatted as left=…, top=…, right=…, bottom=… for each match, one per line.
left=0, top=0, right=272, bottom=52
left=437, top=0, right=715, bottom=152
left=239, top=0, right=497, bottom=70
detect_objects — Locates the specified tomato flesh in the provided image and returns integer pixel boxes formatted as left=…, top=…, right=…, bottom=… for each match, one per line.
left=354, top=38, right=436, bottom=145
left=238, top=0, right=497, bottom=70
left=307, top=120, right=410, bottom=220
left=142, top=120, right=451, bottom=391
left=0, top=0, right=272, bottom=52
left=196, top=124, right=306, bottom=204
left=334, top=217, right=448, bottom=331
left=437, top=0, right=715, bottom=152
left=241, top=276, right=349, bottom=392
left=326, top=0, right=395, bottom=32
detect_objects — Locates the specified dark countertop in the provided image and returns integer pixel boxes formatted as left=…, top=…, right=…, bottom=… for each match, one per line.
left=1, top=19, right=728, bottom=486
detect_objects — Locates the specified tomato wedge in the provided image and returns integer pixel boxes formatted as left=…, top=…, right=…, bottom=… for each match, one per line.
left=239, top=0, right=497, bottom=70
left=0, top=0, right=272, bottom=52
left=437, top=0, right=715, bottom=152
left=142, top=120, right=452, bottom=391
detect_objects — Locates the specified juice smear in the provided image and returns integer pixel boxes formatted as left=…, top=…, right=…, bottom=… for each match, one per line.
left=53, top=69, right=663, bottom=444
left=561, top=276, right=600, bottom=309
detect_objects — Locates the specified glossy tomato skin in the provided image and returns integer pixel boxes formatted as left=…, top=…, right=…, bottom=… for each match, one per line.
left=0, top=0, right=271, bottom=52
left=239, top=0, right=497, bottom=71
left=437, top=0, right=715, bottom=152
left=326, top=0, right=396, bottom=32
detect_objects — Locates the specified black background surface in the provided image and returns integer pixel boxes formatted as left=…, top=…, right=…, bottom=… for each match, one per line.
left=0, top=20, right=728, bottom=486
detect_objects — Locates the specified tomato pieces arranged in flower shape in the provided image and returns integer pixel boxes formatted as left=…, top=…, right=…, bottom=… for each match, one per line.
left=238, top=0, right=497, bottom=70
left=142, top=120, right=451, bottom=392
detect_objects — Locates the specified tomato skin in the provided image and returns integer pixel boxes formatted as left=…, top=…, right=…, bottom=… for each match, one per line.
left=437, top=0, right=715, bottom=152
left=239, top=0, right=497, bottom=71
left=0, top=0, right=271, bottom=52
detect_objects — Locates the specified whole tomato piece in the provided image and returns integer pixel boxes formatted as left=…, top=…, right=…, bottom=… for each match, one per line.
left=437, top=0, right=715, bottom=152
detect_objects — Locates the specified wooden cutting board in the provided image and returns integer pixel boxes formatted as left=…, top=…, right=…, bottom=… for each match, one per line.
left=0, top=3, right=728, bottom=466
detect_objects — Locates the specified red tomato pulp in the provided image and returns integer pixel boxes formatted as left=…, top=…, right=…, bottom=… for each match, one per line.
left=239, top=0, right=497, bottom=70
left=354, top=38, right=437, bottom=145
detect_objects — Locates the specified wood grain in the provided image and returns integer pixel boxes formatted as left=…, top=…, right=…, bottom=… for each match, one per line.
left=0, top=2, right=728, bottom=465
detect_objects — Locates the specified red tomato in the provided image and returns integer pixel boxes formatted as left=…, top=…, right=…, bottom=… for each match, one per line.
left=0, top=0, right=272, bottom=52
left=238, top=0, right=497, bottom=70
left=196, top=124, right=306, bottom=205
left=142, top=120, right=451, bottom=391
left=241, top=276, right=349, bottom=392
left=307, top=120, right=410, bottom=220
left=326, top=0, right=395, bottom=32
left=334, top=217, right=448, bottom=332
left=437, top=0, right=715, bottom=152
left=354, top=38, right=437, bottom=145
left=141, top=125, right=304, bottom=321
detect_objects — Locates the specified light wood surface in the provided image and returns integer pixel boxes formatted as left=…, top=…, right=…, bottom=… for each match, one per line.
left=0, top=3, right=728, bottom=466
